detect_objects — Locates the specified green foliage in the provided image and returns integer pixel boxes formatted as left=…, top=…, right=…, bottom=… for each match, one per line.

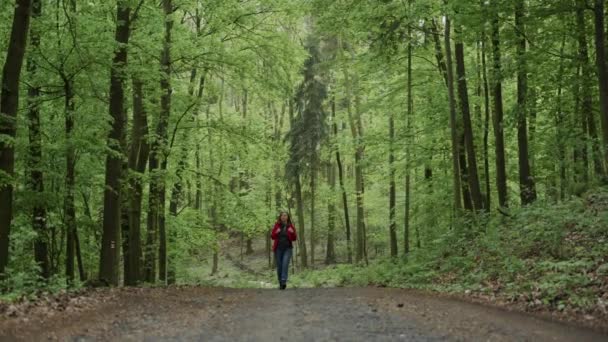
left=291, top=189, right=608, bottom=314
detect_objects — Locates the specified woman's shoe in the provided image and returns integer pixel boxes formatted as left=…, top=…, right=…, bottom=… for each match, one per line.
left=280, top=283, right=286, bottom=290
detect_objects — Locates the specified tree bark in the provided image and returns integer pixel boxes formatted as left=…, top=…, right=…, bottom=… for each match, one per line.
left=26, top=0, right=50, bottom=279
left=515, top=0, right=537, bottom=205
left=346, top=70, right=367, bottom=264
left=575, top=1, right=592, bottom=182
left=294, top=172, right=308, bottom=267
left=332, top=93, right=352, bottom=263
left=0, top=0, right=33, bottom=277
left=100, top=0, right=130, bottom=286
left=124, top=78, right=150, bottom=286
left=443, top=15, right=463, bottom=212
left=455, top=27, right=485, bottom=211
left=593, top=0, right=608, bottom=175
left=156, top=0, right=174, bottom=285
left=490, top=3, right=508, bottom=208
left=325, top=160, right=337, bottom=264
left=481, top=28, right=492, bottom=209
left=555, top=35, right=568, bottom=200
left=64, top=76, right=77, bottom=285
left=388, top=110, right=398, bottom=257
left=309, top=168, right=316, bottom=267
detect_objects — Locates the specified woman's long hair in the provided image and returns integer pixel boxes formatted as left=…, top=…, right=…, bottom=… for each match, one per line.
left=277, top=211, right=292, bottom=225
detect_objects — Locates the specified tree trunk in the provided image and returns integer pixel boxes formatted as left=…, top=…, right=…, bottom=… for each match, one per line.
left=64, top=76, right=77, bottom=285
left=100, top=17, right=128, bottom=285
left=124, top=78, right=150, bottom=286
left=26, top=0, right=50, bottom=279
left=515, top=0, right=537, bottom=205
left=332, top=93, right=352, bottom=263
left=325, top=160, right=337, bottom=264
left=575, top=2, right=591, bottom=182
left=0, top=0, right=32, bottom=277
left=388, top=110, right=398, bottom=257
left=344, top=65, right=367, bottom=264
left=481, top=27, right=492, bottom=209
left=444, top=15, right=463, bottom=212
left=555, top=35, right=568, bottom=200
left=490, top=4, right=508, bottom=208
left=100, top=1, right=131, bottom=286
left=309, top=168, right=316, bottom=267
left=405, top=21, right=414, bottom=253
left=156, top=0, right=173, bottom=285
left=294, top=173, right=308, bottom=267
left=455, top=28, right=485, bottom=211
left=593, top=0, right=608, bottom=174
left=74, top=225, right=85, bottom=281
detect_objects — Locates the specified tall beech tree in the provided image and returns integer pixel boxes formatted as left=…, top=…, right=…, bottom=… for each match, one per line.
left=26, top=0, right=50, bottom=279
left=0, top=0, right=33, bottom=276
left=514, top=0, right=537, bottom=205
left=454, top=25, right=485, bottom=211
left=594, top=0, right=608, bottom=171
left=490, top=1, right=508, bottom=208
left=100, top=0, right=132, bottom=285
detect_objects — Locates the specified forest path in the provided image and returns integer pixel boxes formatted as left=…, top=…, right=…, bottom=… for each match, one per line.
left=1, top=286, right=606, bottom=341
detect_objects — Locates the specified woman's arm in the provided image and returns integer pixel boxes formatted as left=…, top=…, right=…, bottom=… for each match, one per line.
left=270, top=225, right=280, bottom=240
left=287, top=225, right=297, bottom=241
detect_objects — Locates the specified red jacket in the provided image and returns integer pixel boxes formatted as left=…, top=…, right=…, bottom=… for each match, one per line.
left=270, top=222, right=297, bottom=252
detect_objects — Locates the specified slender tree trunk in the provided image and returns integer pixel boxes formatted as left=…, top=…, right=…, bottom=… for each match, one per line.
left=325, top=161, right=337, bottom=264
left=195, top=145, right=202, bottom=210
left=211, top=248, right=219, bottom=275
left=455, top=27, right=485, bottom=211
left=431, top=19, right=448, bottom=87
left=332, top=93, right=352, bottom=263
left=405, top=21, right=414, bottom=253
left=26, top=0, right=49, bottom=279
left=74, top=226, right=85, bottom=281
left=389, top=110, right=398, bottom=257
left=124, top=78, right=150, bottom=286
left=64, top=76, right=77, bottom=285
left=100, top=0, right=130, bottom=286
left=294, top=173, right=308, bottom=267
left=309, top=168, right=316, bottom=267
left=156, top=0, right=174, bottom=285
left=573, top=5, right=603, bottom=178
left=144, top=156, right=159, bottom=282
left=490, top=4, right=508, bottom=208
left=343, top=64, right=367, bottom=264
left=481, top=29, right=492, bottom=209
left=574, top=2, right=592, bottom=182
left=444, top=15, right=463, bottom=212
left=515, top=0, right=537, bottom=205
left=266, top=185, right=272, bottom=268
left=555, top=35, right=568, bottom=200
left=0, top=0, right=32, bottom=277
left=594, top=0, right=608, bottom=174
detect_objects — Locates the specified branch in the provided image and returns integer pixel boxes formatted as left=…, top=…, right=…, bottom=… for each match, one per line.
left=131, top=0, right=146, bottom=23
left=169, top=101, right=199, bottom=149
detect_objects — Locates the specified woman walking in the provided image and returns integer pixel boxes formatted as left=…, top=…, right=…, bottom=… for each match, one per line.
left=271, top=211, right=297, bottom=290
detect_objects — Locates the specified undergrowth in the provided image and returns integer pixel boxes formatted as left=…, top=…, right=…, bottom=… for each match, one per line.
left=291, top=188, right=608, bottom=315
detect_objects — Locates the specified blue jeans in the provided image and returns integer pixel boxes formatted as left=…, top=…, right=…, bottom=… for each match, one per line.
left=275, top=248, right=292, bottom=284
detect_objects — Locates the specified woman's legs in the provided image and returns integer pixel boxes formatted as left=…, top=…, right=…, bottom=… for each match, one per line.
left=279, top=248, right=292, bottom=285
left=275, top=249, right=284, bottom=284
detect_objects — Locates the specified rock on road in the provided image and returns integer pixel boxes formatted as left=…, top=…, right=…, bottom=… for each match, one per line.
left=0, top=287, right=606, bottom=341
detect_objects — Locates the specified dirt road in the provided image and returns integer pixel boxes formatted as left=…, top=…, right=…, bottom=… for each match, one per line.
left=0, top=286, right=606, bottom=341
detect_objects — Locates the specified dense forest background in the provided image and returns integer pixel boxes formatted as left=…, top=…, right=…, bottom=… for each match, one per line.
left=1, top=0, right=607, bottom=318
